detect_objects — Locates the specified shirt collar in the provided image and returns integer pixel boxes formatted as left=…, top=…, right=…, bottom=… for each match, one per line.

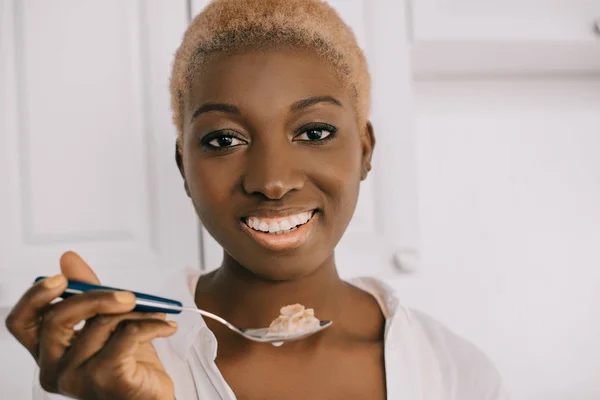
left=348, top=276, right=408, bottom=321
left=162, top=268, right=218, bottom=361
left=349, top=277, right=419, bottom=399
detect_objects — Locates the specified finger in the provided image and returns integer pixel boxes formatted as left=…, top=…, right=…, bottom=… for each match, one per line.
left=38, top=290, right=136, bottom=391
left=95, top=319, right=177, bottom=363
left=63, top=313, right=166, bottom=368
left=59, top=251, right=101, bottom=284
left=4, top=274, right=68, bottom=359
left=80, top=320, right=177, bottom=399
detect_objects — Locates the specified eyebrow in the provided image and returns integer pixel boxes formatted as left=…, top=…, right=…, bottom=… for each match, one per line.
left=290, top=96, right=344, bottom=112
left=191, top=103, right=241, bottom=122
left=190, top=95, right=343, bottom=122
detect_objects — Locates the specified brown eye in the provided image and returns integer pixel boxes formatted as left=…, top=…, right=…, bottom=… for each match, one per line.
left=204, top=133, right=246, bottom=149
left=305, top=129, right=328, bottom=141
left=294, top=123, right=337, bottom=142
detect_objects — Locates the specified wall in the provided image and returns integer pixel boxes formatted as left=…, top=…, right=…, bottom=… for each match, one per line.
left=391, top=78, right=600, bottom=399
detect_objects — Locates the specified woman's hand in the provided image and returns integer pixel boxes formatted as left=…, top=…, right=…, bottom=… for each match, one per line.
left=4, top=251, right=178, bottom=400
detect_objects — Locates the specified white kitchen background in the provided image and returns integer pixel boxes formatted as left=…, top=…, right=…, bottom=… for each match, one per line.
left=1, top=1, right=599, bottom=399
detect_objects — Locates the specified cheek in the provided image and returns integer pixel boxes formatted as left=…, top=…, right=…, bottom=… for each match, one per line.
left=311, top=138, right=363, bottom=218
left=183, top=151, right=239, bottom=216
left=331, top=134, right=363, bottom=184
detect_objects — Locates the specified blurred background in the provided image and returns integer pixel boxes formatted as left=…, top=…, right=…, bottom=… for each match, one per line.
left=1, top=1, right=599, bottom=399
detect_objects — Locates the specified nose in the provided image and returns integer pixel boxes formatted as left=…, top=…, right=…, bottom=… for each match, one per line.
left=242, top=140, right=305, bottom=200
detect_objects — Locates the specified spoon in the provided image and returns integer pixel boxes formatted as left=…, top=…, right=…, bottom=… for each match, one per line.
left=34, top=277, right=332, bottom=346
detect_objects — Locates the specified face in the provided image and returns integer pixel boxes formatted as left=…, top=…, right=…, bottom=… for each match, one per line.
left=179, top=48, right=374, bottom=280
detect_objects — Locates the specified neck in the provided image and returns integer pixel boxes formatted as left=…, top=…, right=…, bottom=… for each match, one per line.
left=196, top=252, right=348, bottom=329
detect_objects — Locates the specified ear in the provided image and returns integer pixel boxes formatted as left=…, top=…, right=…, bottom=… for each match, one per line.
left=175, top=139, right=191, bottom=197
left=360, top=121, right=375, bottom=180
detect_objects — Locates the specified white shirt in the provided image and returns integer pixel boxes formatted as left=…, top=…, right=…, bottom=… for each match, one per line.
left=34, top=268, right=509, bottom=399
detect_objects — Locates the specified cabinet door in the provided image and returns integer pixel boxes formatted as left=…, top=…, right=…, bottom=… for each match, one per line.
left=411, top=1, right=600, bottom=75
left=191, top=0, right=419, bottom=278
left=414, top=1, right=600, bottom=42
left=0, top=0, right=200, bottom=307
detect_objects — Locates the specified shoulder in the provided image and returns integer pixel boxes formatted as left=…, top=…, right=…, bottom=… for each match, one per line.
left=349, top=277, right=508, bottom=399
left=407, top=308, right=509, bottom=400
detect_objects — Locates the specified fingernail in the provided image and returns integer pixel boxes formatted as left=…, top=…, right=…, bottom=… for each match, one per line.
left=43, top=274, right=66, bottom=289
left=114, top=291, right=136, bottom=304
left=167, top=321, right=178, bottom=328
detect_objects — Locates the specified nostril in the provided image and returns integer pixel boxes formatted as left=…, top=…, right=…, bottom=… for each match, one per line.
left=262, top=182, right=293, bottom=200
left=241, top=150, right=305, bottom=198
left=242, top=177, right=304, bottom=200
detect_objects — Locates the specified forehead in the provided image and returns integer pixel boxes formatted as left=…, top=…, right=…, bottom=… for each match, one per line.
left=186, top=49, right=351, bottom=117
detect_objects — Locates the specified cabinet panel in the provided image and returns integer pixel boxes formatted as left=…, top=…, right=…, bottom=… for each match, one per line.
left=15, top=1, right=149, bottom=244
left=0, top=0, right=200, bottom=306
left=411, top=0, right=600, bottom=76
left=413, top=1, right=600, bottom=42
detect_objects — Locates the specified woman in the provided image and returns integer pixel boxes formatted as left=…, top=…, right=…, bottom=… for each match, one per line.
left=6, top=0, right=508, bottom=398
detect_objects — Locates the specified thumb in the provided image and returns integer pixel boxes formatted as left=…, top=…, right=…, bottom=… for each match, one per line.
left=59, top=251, right=101, bottom=284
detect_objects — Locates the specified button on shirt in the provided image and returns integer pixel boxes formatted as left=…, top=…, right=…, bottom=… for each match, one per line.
left=34, top=268, right=509, bottom=399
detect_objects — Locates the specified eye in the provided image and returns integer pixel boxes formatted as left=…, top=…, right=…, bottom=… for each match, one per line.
left=208, top=136, right=243, bottom=148
left=294, top=123, right=338, bottom=142
left=202, top=132, right=247, bottom=149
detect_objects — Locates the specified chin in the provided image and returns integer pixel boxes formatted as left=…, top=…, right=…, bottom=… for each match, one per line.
left=225, top=246, right=332, bottom=282
left=249, top=260, right=322, bottom=282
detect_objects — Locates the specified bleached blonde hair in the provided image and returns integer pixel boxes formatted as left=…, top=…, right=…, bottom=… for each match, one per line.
left=170, top=0, right=371, bottom=149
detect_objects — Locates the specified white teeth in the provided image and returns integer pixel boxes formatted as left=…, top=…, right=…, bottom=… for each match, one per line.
left=258, top=221, right=269, bottom=232
left=268, top=222, right=280, bottom=233
left=299, top=213, right=309, bottom=224
left=245, top=211, right=314, bottom=234
left=290, top=215, right=301, bottom=226
left=279, top=220, right=292, bottom=231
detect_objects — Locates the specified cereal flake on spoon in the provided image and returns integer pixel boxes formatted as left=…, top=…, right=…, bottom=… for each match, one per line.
left=267, top=304, right=321, bottom=337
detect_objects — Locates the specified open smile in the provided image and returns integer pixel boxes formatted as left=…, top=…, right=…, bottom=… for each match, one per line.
left=240, top=210, right=318, bottom=251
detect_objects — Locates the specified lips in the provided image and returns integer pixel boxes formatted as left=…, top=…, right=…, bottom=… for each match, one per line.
left=240, top=209, right=318, bottom=251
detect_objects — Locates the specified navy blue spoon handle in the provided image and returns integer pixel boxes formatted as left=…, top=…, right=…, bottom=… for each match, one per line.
left=34, top=277, right=183, bottom=314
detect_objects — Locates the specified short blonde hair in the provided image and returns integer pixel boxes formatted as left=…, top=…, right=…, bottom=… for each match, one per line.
left=169, top=0, right=371, bottom=147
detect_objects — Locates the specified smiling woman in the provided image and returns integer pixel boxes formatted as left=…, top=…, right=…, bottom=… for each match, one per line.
left=4, top=1, right=509, bottom=399
left=176, top=47, right=372, bottom=283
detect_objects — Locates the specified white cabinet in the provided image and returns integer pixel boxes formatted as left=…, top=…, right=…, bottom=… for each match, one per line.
left=0, top=0, right=200, bottom=307
left=413, top=1, right=600, bottom=42
left=411, top=1, right=600, bottom=76
left=331, top=0, right=419, bottom=278
left=191, top=0, right=420, bottom=279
